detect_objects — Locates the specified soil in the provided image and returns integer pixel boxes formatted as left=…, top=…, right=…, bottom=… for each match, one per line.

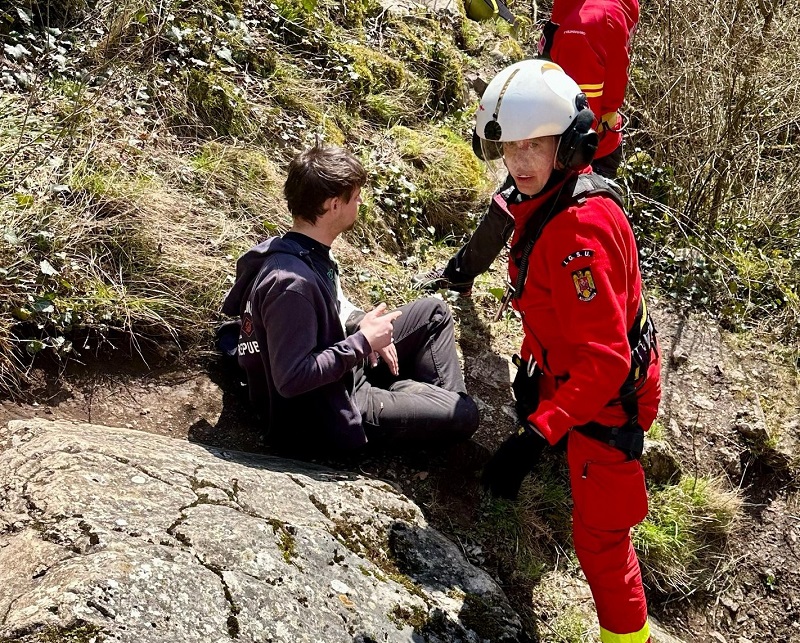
left=0, top=298, right=797, bottom=643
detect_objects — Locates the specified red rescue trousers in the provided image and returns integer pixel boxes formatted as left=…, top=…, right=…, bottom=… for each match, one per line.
left=568, top=430, right=651, bottom=643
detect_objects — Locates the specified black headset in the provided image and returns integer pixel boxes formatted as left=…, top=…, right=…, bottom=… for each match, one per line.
left=556, top=94, right=599, bottom=170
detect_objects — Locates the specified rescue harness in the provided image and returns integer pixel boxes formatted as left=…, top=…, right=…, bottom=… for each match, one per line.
left=509, top=172, right=657, bottom=459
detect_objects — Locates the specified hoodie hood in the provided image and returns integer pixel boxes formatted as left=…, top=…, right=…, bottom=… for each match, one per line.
left=222, top=236, right=308, bottom=317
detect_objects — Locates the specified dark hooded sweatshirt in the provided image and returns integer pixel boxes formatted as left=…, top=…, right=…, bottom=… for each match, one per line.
left=222, top=236, right=372, bottom=451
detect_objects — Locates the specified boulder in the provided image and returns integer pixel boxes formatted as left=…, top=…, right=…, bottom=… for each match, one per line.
left=641, top=439, right=682, bottom=485
left=733, top=396, right=793, bottom=472
left=0, top=420, right=529, bottom=643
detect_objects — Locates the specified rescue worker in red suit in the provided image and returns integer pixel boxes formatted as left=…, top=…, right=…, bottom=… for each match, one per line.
left=412, top=0, right=639, bottom=295
left=541, top=0, right=639, bottom=176
left=477, top=59, right=661, bottom=643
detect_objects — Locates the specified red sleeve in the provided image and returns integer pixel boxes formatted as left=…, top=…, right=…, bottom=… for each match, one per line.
left=528, top=201, right=632, bottom=445
left=602, top=13, right=633, bottom=114
left=550, top=28, right=606, bottom=119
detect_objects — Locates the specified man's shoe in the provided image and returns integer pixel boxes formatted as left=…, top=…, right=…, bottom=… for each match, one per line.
left=411, top=266, right=473, bottom=296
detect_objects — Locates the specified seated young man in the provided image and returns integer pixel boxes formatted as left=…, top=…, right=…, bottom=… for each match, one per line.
left=222, top=144, right=479, bottom=454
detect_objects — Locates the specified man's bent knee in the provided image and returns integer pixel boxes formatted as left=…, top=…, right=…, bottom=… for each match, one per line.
left=453, top=393, right=480, bottom=439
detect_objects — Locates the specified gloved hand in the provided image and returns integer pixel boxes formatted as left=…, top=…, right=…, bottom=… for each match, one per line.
left=481, top=426, right=548, bottom=500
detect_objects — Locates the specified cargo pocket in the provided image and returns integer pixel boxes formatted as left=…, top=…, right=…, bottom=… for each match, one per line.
left=573, top=459, right=648, bottom=531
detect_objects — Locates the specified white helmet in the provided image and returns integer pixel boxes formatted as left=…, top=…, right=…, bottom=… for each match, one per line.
left=476, top=59, right=585, bottom=142
left=475, top=59, right=598, bottom=172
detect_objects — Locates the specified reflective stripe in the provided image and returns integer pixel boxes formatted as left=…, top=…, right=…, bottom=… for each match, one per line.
left=600, top=620, right=650, bottom=643
left=579, top=82, right=605, bottom=90
left=583, top=90, right=603, bottom=98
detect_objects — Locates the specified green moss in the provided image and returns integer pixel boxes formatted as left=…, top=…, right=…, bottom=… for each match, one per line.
left=321, top=0, right=382, bottom=29
left=497, top=37, right=526, bottom=62
left=0, top=621, right=104, bottom=642
left=268, top=519, right=299, bottom=565
left=388, top=604, right=429, bottom=631
left=376, top=124, right=489, bottom=239
left=185, top=69, right=251, bottom=137
left=271, top=0, right=320, bottom=27
left=384, top=18, right=466, bottom=112
left=329, top=519, right=426, bottom=601
left=455, top=17, right=483, bottom=54
left=336, top=42, right=428, bottom=105
left=426, top=39, right=465, bottom=111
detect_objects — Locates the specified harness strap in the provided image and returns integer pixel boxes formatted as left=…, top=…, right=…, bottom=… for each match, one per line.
left=574, top=422, right=645, bottom=460
left=507, top=174, right=655, bottom=458
left=511, top=173, right=624, bottom=302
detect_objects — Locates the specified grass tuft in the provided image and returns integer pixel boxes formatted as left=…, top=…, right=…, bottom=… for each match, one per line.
left=634, top=475, right=743, bottom=598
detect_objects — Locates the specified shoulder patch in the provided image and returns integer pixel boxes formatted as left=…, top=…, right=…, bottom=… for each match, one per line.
left=561, top=249, right=594, bottom=267
left=571, top=268, right=597, bottom=301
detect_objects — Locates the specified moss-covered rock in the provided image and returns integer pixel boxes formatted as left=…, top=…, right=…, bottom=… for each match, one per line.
left=335, top=42, right=429, bottom=106
left=0, top=621, right=104, bottom=643
left=384, top=17, right=467, bottom=112
left=389, top=124, right=490, bottom=230
left=185, top=69, right=251, bottom=137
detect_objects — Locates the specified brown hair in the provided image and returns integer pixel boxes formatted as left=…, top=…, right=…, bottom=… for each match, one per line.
left=284, top=145, right=367, bottom=224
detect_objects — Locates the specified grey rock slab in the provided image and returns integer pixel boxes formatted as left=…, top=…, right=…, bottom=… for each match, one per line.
left=641, top=439, right=683, bottom=485
left=466, top=353, right=514, bottom=390
left=0, top=419, right=528, bottom=642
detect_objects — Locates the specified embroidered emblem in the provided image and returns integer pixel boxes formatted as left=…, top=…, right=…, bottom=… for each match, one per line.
left=572, top=268, right=597, bottom=301
left=327, top=268, right=335, bottom=282
left=561, top=249, right=595, bottom=267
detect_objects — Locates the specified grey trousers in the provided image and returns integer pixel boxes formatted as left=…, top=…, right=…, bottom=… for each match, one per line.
left=353, top=298, right=479, bottom=444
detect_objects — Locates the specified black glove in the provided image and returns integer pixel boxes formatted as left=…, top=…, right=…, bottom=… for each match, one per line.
left=481, top=426, right=548, bottom=500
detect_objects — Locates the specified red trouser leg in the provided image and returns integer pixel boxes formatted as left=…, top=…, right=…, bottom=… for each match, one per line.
left=568, top=430, right=651, bottom=643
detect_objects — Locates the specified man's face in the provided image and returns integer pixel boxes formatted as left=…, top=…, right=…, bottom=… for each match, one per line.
left=502, top=136, right=557, bottom=196
left=340, top=187, right=362, bottom=232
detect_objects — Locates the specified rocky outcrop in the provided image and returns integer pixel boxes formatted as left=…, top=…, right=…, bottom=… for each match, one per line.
left=0, top=420, right=528, bottom=643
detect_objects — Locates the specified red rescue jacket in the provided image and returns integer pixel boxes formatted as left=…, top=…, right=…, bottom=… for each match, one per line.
left=542, top=0, right=640, bottom=160
left=503, top=169, right=660, bottom=445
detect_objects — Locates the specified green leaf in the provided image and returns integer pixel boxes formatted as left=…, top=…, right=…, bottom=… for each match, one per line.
left=215, top=47, right=234, bottom=64
left=301, top=0, right=318, bottom=12
left=26, top=339, right=46, bottom=355
left=12, top=307, right=32, bottom=321
left=32, top=298, right=55, bottom=314
left=489, top=287, right=505, bottom=302
left=14, top=193, right=34, bottom=208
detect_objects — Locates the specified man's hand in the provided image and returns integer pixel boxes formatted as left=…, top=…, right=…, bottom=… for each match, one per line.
left=370, top=342, right=399, bottom=375
left=481, top=427, right=547, bottom=500
left=359, top=303, right=402, bottom=352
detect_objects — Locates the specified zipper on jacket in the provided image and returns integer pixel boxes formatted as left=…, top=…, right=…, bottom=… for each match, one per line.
left=582, top=461, right=590, bottom=479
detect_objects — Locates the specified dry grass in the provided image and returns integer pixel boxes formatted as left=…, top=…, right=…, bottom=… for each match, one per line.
left=629, top=0, right=800, bottom=332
